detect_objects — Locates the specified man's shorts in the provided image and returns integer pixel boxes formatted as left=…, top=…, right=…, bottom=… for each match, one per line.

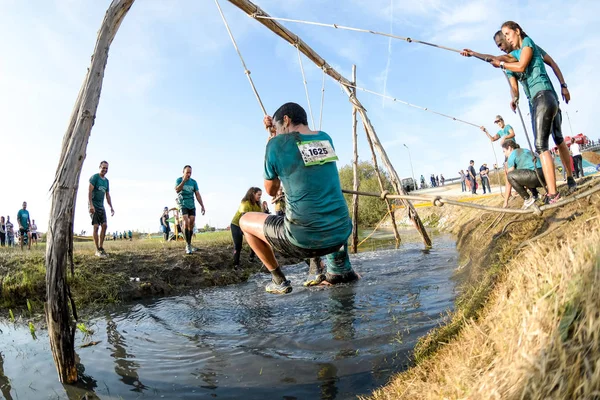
left=91, top=208, right=107, bottom=225
left=263, top=215, right=343, bottom=259
left=31, top=232, right=37, bottom=239
left=181, top=207, right=196, bottom=217
left=19, top=228, right=28, bottom=236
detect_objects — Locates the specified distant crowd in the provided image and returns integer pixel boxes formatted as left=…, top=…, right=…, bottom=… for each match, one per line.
left=0, top=201, right=38, bottom=250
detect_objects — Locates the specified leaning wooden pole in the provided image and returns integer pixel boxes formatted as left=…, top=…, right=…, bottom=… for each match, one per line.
left=45, top=0, right=135, bottom=384
left=350, top=65, right=359, bottom=253
left=228, top=0, right=432, bottom=247
left=363, top=122, right=402, bottom=247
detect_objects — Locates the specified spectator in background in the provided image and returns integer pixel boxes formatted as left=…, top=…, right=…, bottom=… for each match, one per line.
left=570, top=138, right=583, bottom=178
left=436, top=175, right=440, bottom=187
left=160, top=207, right=171, bottom=241
left=440, top=174, right=445, bottom=186
left=459, top=170, right=467, bottom=192
left=5, top=217, right=14, bottom=247
left=420, top=175, right=426, bottom=189
left=272, top=187, right=286, bottom=217
left=30, top=219, right=38, bottom=246
left=0, top=216, right=6, bottom=247
left=128, top=230, right=133, bottom=241
left=468, top=160, right=478, bottom=194
left=479, top=163, right=491, bottom=194
left=17, top=201, right=31, bottom=251
left=261, top=200, right=271, bottom=214
left=430, top=174, right=436, bottom=188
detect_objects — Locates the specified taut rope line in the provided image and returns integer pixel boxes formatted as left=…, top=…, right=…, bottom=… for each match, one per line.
left=296, top=45, right=316, bottom=130
left=215, top=0, right=267, bottom=116
left=340, top=81, right=481, bottom=128
left=250, top=14, right=483, bottom=59
left=319, top=70, right=326, bottom=130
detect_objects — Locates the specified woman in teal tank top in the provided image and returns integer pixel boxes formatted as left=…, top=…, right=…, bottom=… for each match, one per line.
left=491, top=21, right=569, bottom=204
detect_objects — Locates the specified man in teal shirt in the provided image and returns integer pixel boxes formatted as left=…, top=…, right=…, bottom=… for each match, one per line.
left=239, top=102, right=358, bottom=294
left=17, top=201, right=31, bottom=250
left=89, top=161, right=115, bottom=257
left=175, top=165, right=205, bottom=254
left=502, top=139, right=544, bottom=210
left=481, top=115, right=515, bottom=144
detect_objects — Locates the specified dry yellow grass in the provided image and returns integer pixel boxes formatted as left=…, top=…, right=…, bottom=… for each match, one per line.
left=368, top=186, right=600, bottom=399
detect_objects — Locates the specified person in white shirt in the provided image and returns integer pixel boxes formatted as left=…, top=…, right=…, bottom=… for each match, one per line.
left=570, top=138, right=583, bottom=178
left=31, top=219, right=38, bottom=246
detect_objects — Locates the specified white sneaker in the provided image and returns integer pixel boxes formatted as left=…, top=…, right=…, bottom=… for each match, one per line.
left=522, top=197, right=536, bottom=209
left=185, top=245, right=193, bottom=255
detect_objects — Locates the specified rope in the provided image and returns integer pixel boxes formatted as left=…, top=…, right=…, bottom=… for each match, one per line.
left=357, top=209, right=391, bottom=248
left=342, top=182, right=600, bottom=216
left=215, top=0, right=267, bottom=116
left=502, top=71, right=547, bottom=192
left=340, top=81, right=481, bottom=128
left=251, top=14, right=478, bottom=58
left=296, top=45, right=316, bottom=129
left=318, top=69, right=325, bottom=130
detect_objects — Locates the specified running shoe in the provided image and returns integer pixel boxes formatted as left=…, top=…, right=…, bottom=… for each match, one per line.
left=325, top=270, right=360, bottom=285
left=190, top=246, right=199, bottom=252
left=522, top=197, right=536, bottom=210
left=545, top=193, right=562, bottom=205
left=185, top=245, right=193, bottom=255
left=95, top=250, right=102, bottom=257
left=303, top=274, right=326, bottom=287
left=265, top=279, right=292, bottom=294
left=566, top=176, right=577, bottom=195
left=99, top=248, right=108, bottom=256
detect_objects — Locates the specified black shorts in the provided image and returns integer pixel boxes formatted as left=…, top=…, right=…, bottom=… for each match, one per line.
left=31, top=232, right=37, bottom=239
left=91, top=208, right=107, bottom=225
left=181, top=207, right=196, bottom=217
left=263, top=215, right=343, bottom=259
left=19, top=228, right=28, bottom=236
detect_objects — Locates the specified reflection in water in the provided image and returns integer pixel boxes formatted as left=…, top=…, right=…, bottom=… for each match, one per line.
left=317, top=363, right=339, bottom=400
left=62, top=352, right=101, bottom=399
left=0, top=352, right=14, bottom=400
left=106, top=318, right=148, bottom=392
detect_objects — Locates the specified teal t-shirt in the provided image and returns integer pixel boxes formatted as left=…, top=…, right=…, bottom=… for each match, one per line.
left=264, top=131, right=351, bottom=249
left=175, top=177, right=199, bottom=209
left=498, top=124, right=513, bottom=138
left=89, top=173, right=109, bottom=210
left=509, top=37, right=555, bottom=100
left=507, top=148, right=542, bottom=171
left=507, top=45, right=551, bottom=107
left=17, top=209, right=30, bottom=230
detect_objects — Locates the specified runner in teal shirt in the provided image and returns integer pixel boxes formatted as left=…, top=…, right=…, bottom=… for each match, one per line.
left=174, top=165, right=205, bottom=254
left=88, top=161, right=115, bottom=257
left=502, top=139, right=545, bottom=210
left=17, top=201, right=31, bottom=250
left=496, top=21, right=569, bottom=203
left=239, top=102, right=358, bottom=294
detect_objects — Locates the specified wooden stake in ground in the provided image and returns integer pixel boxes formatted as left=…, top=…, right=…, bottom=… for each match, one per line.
left=45, top=0, right=135, bottom=384
left=227, top=0, right=432, bottom=247
left=350, top=65, right=360, bottom=253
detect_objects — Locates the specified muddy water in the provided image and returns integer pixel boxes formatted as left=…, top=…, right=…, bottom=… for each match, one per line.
left=0, top=232, right=459, bottom=399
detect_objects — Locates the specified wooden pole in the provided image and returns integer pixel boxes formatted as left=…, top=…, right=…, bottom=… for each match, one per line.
left=45, top=0, right=135, bottom=384
left=228, top=0, right=432, bottom=247
left=350, top=65, right=359, bottom=253
left=363, top=122, right=402, bottom=247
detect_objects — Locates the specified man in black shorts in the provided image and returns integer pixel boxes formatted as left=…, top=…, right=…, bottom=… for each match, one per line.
left=89, top=161, right=115, bottom=257
left=239, top=102, right=358, bottom=294
left=175, top=165, right=206, bottom=254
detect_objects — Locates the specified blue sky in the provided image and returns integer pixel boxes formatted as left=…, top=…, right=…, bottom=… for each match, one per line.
left=0, top=0, right=598, bottom=233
